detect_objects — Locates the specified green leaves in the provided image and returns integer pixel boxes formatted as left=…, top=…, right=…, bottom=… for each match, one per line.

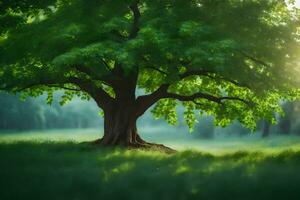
left=182, top=102, right=197, bottom=132
left=152, top=99, right=178, bottom=125
left=1, top=0, right=300, bottom=131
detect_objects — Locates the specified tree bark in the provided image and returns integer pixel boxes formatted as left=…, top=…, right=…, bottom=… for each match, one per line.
left=101, top=105, right=139, bottom=146
left=88, top=101, right=175, bottom=153
left=79, top=68, right=176, bottom=152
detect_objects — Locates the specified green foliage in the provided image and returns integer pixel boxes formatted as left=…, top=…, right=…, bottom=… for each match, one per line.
left=1, top=0, right=300, bottom=130
left=152, top=99, right=178, bottom=125
left=182, top=102, right=197, bottom=132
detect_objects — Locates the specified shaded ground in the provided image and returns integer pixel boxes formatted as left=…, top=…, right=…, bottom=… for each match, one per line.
left=1, top=139, right=300, bottom=200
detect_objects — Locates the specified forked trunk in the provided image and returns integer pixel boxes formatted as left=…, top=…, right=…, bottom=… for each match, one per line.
left=94, top=105, right=176, bottom=153
left=89, top=77, right=176, bottom=152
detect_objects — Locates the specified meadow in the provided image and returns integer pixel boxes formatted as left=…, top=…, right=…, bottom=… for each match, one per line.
left=1, top=129, right=300, bottom=200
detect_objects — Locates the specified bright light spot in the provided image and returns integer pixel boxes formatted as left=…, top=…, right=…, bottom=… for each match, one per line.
left=296, top=0, right=300, bottom=8
left=287, top=0, right=300, bottom=8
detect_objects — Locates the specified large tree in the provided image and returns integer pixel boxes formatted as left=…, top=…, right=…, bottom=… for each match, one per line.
left=1, top=0, right=300, bottom=148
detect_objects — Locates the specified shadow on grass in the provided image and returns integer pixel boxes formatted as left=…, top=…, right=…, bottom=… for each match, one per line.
left=1, top=142, right=300, bottom=200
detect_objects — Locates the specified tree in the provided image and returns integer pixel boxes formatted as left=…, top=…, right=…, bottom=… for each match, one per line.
left=1, top=0, right=300, bottom=149
left=262, top=120, right=271, bottom=138
left=278, top=102, right=294, bottom=134
left=193, top=116, right=215, bottom=139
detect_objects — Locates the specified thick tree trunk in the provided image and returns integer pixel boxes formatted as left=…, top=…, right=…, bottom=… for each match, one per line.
left=91, top=104, right=176, bottom=153
left=101, top=106, right=140, bottom=146
left=85, top=71, right=176, bottom=152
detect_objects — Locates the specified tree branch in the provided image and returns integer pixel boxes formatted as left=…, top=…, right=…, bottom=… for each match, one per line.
left=164, top=92, right=253, bottom=106
left=100, top=59, right=112, bottom=72
left=145, top=66, right=168, bottom=75
left=46, top=84, right=81, bottom=92
left=135, top=82, right=253, bottom=117
left=135, top=84, right=169, bottom=116
left=73, top=65, right=93, bottom=77
left=72, top=64, right=116, bottom=87
left=0, top=80, right=61, bottom=92
left=69, top=77, right=115, bottom=109
left=236, top=50, right=271, bottom=68
left=128, top=1, right=140, bottom=39
left=179, top=69, right=250, bottom=89
left=1, top=76, right=115, bottom=110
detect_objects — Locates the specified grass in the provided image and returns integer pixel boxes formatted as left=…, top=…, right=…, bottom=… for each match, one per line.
left=2, top=128, right=300, bottom=154
left=1, top=130, right=300, bottom=200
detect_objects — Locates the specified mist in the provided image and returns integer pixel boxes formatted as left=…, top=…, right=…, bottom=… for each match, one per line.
left=1, top=92, right=300, bottom=146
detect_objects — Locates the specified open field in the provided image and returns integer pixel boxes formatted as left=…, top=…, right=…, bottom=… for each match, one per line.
left=1, top=130, right=300, bottom=200
left=2, top=128, right=300, bottom=154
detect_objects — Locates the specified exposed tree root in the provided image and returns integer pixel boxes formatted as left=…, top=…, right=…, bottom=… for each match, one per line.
left=82, top=138, right=177, bottom=154
left=126, top=142, right=177, bottom=154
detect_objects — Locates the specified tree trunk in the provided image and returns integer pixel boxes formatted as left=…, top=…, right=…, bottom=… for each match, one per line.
left=90, top=104, right=176, bottom=153
left=262, top=120, right=270, bottom=138
left=100, top=106, right=140, bottom=146
left=86, top=74, right=176, bottom=152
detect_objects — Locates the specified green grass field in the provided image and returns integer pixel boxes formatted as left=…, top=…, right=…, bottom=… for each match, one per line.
left=1, top=130, right=300, bottom=200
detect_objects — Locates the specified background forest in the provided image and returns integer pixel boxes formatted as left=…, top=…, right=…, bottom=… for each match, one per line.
left=1, top=92, right=300, bottom=139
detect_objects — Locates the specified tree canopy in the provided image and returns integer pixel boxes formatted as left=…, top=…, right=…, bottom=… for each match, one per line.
left=1, top=0, right=300, bottom=132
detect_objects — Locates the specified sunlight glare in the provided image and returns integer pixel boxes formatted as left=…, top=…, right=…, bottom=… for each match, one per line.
left=294, top=0, right=300, bottom=8
left=286, top=0, right=300, bottom=8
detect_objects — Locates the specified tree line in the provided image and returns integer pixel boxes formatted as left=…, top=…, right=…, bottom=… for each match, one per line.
left=0, top=93, right=102, bottom=131
left=1, top=92, right=299, bottom=139
left=193, top=101, right=300, bottom=138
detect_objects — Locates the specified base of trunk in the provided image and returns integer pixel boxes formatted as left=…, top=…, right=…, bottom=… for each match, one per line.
left=86, top=137, right=176, bottom=154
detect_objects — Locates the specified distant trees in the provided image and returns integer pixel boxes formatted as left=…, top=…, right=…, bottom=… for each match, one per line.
left=0, top=93, right=40, bottom=130
left=0, top=93, right=101, bottom=131
left=278, top=101, right=300, bottom=135
left=193, top=101, right=300, bottom=138
left=262, top=120, right=271, bottom=138
left=2, top=91, right=300, bottom=140
left=259, top=101, right=300, bottom=137
left=193, top=116, right=215, bottom=139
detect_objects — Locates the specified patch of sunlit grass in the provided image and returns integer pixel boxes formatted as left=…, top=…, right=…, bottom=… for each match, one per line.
left=1, top=140, right=300, bottom=199
left=2, top=130, right=300, bottom=156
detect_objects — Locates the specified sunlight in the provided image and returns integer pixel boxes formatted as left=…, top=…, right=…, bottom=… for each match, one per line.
left=296, top=0, right=300, bottom=8
left=290, top=0, right=300, bottom=8
left=286, top=0, right=300, bottom=9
